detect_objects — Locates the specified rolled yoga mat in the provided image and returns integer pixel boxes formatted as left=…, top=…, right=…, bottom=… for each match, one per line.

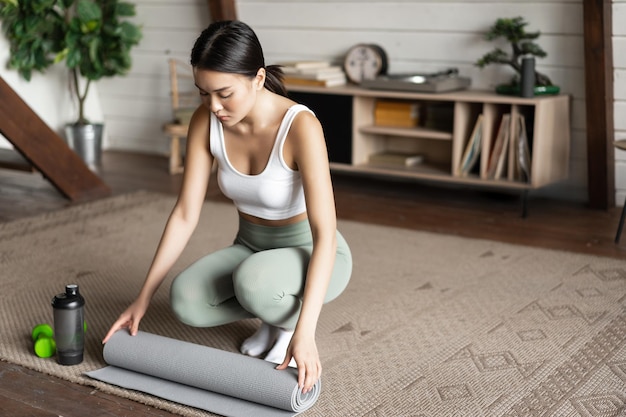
left=85, top=331, right=321, bottom=417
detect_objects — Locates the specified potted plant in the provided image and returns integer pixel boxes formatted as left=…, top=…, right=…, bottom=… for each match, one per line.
left=475, top=16, right=559, bottom=96
left=0, top=0, right=142, bottom=169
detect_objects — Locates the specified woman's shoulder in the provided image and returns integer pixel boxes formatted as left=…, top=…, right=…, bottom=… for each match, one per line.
left=290, top=104, right=319, bottom=126
left=287, top=104, right=323, bottom=140
left=186, top=104, right=212, bottom=143
left=189, top=104, right=210, bottom=126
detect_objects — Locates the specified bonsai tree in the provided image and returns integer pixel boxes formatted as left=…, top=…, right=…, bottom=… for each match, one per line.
left=0, top=0, right=142, bottom=125
left=476, top=16, right=552, bottom=87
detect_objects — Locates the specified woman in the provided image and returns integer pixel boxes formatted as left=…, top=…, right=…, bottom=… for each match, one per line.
left=103, top=20, right=352, bottom=394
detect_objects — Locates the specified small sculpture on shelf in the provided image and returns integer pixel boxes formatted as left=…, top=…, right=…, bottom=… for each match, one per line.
left=475, top=17, right=559, bottom=96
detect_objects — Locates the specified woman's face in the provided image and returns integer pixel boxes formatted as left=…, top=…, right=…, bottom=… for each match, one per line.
left=193, top=68, right=264, bottom=126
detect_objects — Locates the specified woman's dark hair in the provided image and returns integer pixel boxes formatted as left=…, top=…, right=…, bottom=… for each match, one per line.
left=191, top=20, right=287, bottom=97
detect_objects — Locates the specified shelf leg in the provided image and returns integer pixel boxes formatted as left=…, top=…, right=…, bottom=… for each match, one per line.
left=615, top=198, right=626, bottom=244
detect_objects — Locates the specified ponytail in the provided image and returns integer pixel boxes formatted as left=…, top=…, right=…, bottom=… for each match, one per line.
left=264, top=65, right=287, bottom=97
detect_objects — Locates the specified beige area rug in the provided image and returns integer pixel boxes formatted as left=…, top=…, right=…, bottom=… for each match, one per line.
left=1, top=191, right=626, bottom=417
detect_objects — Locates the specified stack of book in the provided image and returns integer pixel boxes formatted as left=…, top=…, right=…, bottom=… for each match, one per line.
left=280, top=61, right=347, bottom=87
left=374, top=100, right=420, bottom=128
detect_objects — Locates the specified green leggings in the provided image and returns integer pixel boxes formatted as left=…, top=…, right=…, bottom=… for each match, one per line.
left=170, top=217, right=352, bottom=330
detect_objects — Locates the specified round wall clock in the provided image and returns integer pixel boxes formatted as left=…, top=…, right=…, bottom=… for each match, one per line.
left=343, top=44, right=389, bottom=84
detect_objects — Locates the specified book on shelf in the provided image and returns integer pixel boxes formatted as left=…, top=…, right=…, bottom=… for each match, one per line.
left=458, top=114, right=483, bottom=176
left=278, top=60, right=332, bottom=70
left=494, top=116, right=511, bottom=180
left=505, top=112, right=532, bottom=182
left=368, top=151, right=424, bottom=167
left=514, top=114, right=532, bottom=182
left=281, top=60, right=346, bottom=87
left=284, top=71, right=346, bottom=83
left=507, top=113, right=520, bottom=181
left=374, top=114, right=419, bottom=128
left=282, top=65, right=344, bottom=79
left=486, top=114, right=510, bottom=179
left=375, top=100, right=418, bottom=112
left=283, top=74, right=346, bottom=87
left=374, top=100, right=420, bottom=128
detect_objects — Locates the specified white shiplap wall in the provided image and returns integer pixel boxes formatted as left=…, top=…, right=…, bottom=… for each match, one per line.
left=614, top=0, right=626, bottom=207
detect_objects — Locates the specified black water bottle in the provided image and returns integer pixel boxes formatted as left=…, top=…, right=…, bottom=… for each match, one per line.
left=52, top=284, right=85, bottom=365
left=520, top=55, right=536, bottom=98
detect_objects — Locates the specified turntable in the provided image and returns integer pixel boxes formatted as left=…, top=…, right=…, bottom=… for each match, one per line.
left=361, top=68, right=471, bottom=93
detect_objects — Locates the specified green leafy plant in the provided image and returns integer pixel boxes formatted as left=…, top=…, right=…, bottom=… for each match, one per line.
left=476, top=16, right=552, bottom=87
left=0, top=0, right=142, bottom=124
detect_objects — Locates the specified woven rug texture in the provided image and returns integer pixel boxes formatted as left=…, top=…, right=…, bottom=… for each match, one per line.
left=1, top=191, right=626, bottom=417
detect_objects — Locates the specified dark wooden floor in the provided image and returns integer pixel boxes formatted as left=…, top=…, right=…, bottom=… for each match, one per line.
left=1, top=150, right=624, bottom=416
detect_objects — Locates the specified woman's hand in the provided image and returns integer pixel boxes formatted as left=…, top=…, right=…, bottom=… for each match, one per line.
left=102, top=297, right=150, bottom=344
left=276, top=329, right=321, bottom=394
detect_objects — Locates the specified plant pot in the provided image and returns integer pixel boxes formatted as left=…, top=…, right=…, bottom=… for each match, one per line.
left=495, top=84, right=560, bottom=96
left=65, top=123, right=103, bottom=171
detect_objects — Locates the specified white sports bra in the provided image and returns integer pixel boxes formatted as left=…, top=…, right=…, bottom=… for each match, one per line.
left=210, top=104, right=313, bottom=220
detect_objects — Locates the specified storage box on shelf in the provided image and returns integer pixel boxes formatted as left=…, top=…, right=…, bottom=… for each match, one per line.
left=287, top=84, right=570, bottom=193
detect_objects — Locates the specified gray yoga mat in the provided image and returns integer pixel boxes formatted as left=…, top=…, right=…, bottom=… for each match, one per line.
left=85, top=331, right=321, bottom=417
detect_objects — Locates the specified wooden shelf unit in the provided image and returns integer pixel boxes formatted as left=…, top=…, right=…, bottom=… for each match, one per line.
left=287, top=84, right=571, bottom=191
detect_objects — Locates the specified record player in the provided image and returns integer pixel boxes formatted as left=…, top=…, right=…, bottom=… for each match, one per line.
left=361, top=68, right=471, bottom=93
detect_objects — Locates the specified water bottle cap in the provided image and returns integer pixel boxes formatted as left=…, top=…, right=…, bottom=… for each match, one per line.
left=52, top=284, right=85, bottom=309
left=66, top=284, right=79, bottom=296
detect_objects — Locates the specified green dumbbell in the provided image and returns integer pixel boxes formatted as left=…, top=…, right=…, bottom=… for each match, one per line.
left=32, top=323, right=56, bottom=358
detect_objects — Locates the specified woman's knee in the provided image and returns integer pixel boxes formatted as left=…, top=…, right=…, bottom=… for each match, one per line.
left=231, top=261, right=266, bottom=312
left=170, top=271, right=203, bottom=325
left=232, top=249, right=306, bottom=315
left=170, top=245, right=251, bottom=322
